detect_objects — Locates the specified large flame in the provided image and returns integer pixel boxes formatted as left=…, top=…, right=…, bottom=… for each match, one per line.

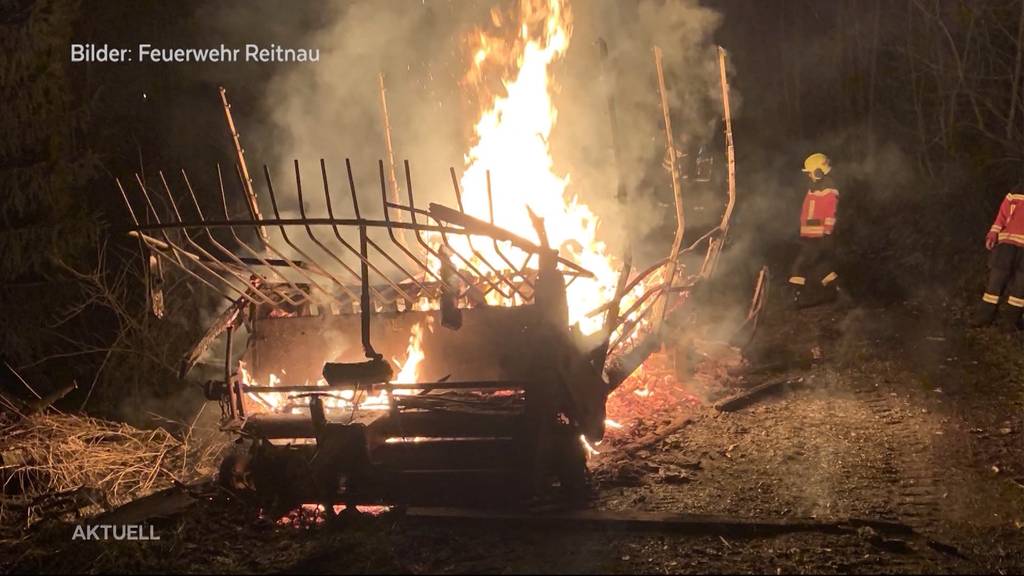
left=241, top=319, right=430, bottom=415
left=394, top=318, right=430, bottom=383
left=452, top=0, right=628, bottom=335
left=241, top=0, right=653, bottom=415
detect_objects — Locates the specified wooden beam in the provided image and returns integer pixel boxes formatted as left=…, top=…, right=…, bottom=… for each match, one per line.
left=713, top=377, right=801, bottom=412
left=378, top=73, right=403, bottom=209
left=653, top=46, right=685, bottom=331
left=218, top=86, right=267, bottom=244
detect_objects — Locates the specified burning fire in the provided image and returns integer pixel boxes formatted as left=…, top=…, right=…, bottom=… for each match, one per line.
left=394, top=317, right=431, bottom=383
left=447, top=0, right=639, bottom=335
left=241, top=0, right=658, bottom=414
left=241, top=319, right=430, bottom=414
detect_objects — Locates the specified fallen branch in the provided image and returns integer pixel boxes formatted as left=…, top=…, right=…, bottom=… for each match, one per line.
left=713, top=377, right=802, bottom=412
left=612, top=414, right=694, bottom=456
left=24, top=381, right=77, bottom=416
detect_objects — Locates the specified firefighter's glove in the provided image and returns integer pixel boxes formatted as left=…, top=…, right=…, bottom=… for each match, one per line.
left=986, top=232, right=999, bottom=251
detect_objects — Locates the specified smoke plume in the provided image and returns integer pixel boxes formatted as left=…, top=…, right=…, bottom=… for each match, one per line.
left=201, top=0, right=729, bottom=272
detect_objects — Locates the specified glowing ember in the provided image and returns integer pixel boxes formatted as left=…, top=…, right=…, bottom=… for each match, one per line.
left=275, top=504, right=392, bottom=527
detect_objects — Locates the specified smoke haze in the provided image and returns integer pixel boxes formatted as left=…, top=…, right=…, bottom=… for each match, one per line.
left=201, top=0, right=729, bottom=270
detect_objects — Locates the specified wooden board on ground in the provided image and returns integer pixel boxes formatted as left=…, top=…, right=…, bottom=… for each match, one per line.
left=713, top=378, right=801, bottom=412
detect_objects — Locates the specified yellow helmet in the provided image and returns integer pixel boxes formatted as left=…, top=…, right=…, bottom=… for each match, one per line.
left=802, top=153, right=832, bottom=179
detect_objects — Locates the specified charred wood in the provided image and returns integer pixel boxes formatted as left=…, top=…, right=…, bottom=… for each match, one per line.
left=713, top=377, right=802, bottom=412
left=322, top=358, right=394, bottom=386
left=25, top=381, right=77, bottom=416
left=179, top=297, right=246, bottom=379
left=606, top=332, right=663, bottom=392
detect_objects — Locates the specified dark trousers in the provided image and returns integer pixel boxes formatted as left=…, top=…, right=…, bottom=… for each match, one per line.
left=980, top=243, right=1024, bottom=320
left=789, top=236, right=838, bottom=291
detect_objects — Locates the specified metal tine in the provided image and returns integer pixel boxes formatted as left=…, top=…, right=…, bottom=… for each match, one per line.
left=345, top=160, right=436, bottom=301
left=179, top=169, right=287, bottom=307
left=591, top=231, right=709, bottom=316
left=402, top=160, right=509, bottom=300
left=478, top=171, right=540, bottom=283
left=262, top=163, right=350, bottom=306
left=158, top=171, right=274, bottom=306
left=586, top=258, right=668, bottom=319
left=320, top=159, right=415, bottom=307
left=516, top=251, right=537, bottom=280
left=608, top=303, right=657, bottom=357
left=485, top=169, right=534, bottom=300
left=449, top=167, right=527, bottom=302
left=117, top=177, right=141, bottom=227
left=407, top=160, right=508, bottom=300
left=376, top=160, right=455, bottom=294
left=132, top=173, right=186, bottom=269
left=481, top=168, right=533, bottom=290
left=121, top=177, right=237, bottom=306
left=614, top=280, right=666, bottom=330
left=117, top=178, right=156, bottom=294
left=132, top=234, right=243, bottom=304
left=219, top=164, right=308, bottom=308
left=486, top=170, right=537, bottom=282
left=231, top=162, right=326, bottom=308
left=607, top=283, right=667, bottom=354
left=289, top=160, right=365, bottom=304
left=134, top=173, right=251, bottom=303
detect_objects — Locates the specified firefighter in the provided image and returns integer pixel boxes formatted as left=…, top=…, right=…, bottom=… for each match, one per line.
left=788, top=153, right=840, bottom=308
left=971, top=186, right=1024, bottom=329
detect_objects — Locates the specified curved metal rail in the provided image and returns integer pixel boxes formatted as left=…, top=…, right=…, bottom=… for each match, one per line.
left=117, top=159, right=595, bottom=320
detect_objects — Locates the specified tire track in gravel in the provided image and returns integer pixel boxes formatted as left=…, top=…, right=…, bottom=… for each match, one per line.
left=851, top=384, right=947, bottom=530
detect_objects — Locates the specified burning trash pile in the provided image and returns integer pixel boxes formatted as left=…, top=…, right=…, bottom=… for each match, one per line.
left=0, top=408, right=222, bottom=534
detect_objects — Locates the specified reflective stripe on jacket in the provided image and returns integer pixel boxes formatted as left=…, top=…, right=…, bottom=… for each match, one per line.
left=990, top=192, right=1024, bottom=247
left=800, top=187, right=839, bottom=238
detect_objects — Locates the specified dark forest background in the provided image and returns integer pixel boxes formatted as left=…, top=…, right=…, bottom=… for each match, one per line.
left=2, top=0, right=1022, bottom=423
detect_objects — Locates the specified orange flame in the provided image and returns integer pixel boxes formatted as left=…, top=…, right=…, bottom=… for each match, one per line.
left=241, top=320, right=432, bottom=414
left=449, top=0, right=644, bottom=335
left=394, top=318, right=431, bottom=383
left=239, top=0, right=661, bottom=418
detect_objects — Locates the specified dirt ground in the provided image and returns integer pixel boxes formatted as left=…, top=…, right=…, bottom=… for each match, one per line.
left=4, top=295, right=1024, bottom=574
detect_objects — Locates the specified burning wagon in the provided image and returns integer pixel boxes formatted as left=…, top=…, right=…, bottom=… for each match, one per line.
left=116, top=35, right=750, bottom=514
left=117, top=151, right=676, bottom=514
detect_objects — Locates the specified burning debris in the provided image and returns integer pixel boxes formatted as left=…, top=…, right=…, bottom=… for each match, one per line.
left=100, top=0, right=754, bottom=516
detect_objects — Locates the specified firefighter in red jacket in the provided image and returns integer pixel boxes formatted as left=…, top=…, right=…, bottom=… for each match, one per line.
left=788, top=153, right=840, bottom=308
left=972, top=187, right=1024, bottom=329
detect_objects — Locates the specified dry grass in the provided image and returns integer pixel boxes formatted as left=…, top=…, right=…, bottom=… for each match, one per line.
left=0, top=411, right=224, bottom=532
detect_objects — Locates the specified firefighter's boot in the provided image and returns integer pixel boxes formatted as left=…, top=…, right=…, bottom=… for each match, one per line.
left=997, top=305, right=1023, bottom=332
left=835, top=285, right=854, bottom=309
left=818, top=283, right=839, bottom=306
left=797, top=284, right=836, bottom=310
left=969, top=302, right=999, bottom=327
left=788, top=285, right=803, bottom=310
